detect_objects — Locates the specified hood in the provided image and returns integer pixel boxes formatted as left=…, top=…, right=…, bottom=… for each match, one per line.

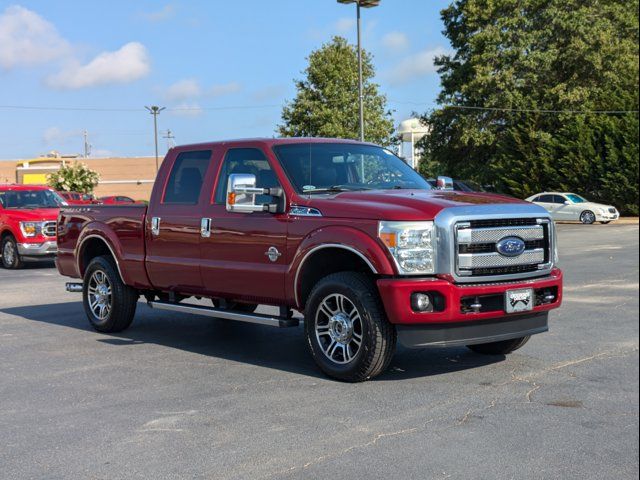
left=581, top=202, right=615, bottom=211
left=3, top=207, right=60, bottom=221
left=298, top=189, right=528, bottom=220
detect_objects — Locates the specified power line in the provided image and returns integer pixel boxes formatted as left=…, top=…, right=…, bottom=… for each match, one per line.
left=388, top=99, right=639, bottom=115
left=0, top=103, right=281, bottom=112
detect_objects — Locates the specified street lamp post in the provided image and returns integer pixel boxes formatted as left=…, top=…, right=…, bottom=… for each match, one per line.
left=337, top=0, right=380, bottom=142
left=145, top=105, right=166, bottom=172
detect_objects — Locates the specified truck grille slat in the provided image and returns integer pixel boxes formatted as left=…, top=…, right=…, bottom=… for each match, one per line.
left=455, top=218, right=552, bottom=279
left=42, top=221, right=57, bottom=238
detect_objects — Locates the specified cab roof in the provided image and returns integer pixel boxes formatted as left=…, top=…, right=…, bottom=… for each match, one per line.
left=170, top=137, right=377, bottom=151
left=0, top=184, right=53, bottom=191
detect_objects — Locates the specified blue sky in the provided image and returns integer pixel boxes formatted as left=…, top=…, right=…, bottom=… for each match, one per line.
left=0, top=0, right=451, bottom=159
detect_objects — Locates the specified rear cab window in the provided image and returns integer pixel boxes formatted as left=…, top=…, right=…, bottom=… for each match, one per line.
left=163, top=150, right=212, bottom=205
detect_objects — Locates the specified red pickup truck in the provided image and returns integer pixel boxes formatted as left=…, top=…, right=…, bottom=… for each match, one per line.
left=56, top=138, right=563, bottom=381
left=1, top=184, right=64, bottom=268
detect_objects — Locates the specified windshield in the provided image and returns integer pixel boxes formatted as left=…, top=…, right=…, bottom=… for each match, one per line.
left=0, top=189, right=65, bottom=209
left=272, top=143, right=431, bottom=194
left=566, top=194, right=587, bottom=203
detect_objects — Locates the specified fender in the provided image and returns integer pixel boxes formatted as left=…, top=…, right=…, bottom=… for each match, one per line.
left=286, top=225, right=396, bottom=307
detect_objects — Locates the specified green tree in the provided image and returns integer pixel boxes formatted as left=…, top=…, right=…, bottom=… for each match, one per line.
left=421, top=0, right=639, bottom=214
left=47, top=162, right=100, bottom=194
left=279, top=36, right=395, bottom=146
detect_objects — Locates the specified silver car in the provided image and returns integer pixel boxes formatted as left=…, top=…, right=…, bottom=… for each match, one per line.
left=525, top=192, right=619, bottom=224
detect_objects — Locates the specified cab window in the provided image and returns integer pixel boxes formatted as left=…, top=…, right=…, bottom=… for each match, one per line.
left=537, top=195, right=554, bottom=203
left=214, top=148, right=279, bottom=205
left=163, top=150, right=212, bottom=204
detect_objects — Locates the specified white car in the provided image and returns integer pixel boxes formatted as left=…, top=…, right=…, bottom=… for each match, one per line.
left=526, top=192, right=619, bottom=224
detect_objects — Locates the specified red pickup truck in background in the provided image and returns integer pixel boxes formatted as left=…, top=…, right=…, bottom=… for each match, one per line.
left=56, top=138, right=563, bottom=382
left=1, top=184, right=64, bottom=268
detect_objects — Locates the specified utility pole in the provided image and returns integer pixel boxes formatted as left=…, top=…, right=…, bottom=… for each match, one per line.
left=83, top=130, right=91, bottom=158
left=162, top=129, right=176, bottom=151
left=145, top=105, right=166, bottom=172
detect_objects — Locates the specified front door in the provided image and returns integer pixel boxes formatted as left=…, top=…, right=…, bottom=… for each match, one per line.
left=145, top=149, right=215, bottom=294
left=200, top=147, right=287, bottom=304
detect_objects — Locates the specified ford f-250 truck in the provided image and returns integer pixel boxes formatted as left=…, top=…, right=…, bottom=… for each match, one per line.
left=57, top=138, right=563, bottom=382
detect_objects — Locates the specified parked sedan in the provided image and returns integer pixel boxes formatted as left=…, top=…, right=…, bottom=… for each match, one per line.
left=525, top=192, right=619, bottom=224
left=98, top=195, right=137, bottom=205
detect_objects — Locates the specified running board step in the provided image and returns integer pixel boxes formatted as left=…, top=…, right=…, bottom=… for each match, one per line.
left=147, top=301, right=299, bottom=328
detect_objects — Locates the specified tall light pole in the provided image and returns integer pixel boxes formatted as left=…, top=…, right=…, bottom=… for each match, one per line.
left=337, top=0, right=380, bottom=142
left=145, top=105, right=166, bottom=172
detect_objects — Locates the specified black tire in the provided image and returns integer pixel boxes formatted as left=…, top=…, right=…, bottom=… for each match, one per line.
left=211, top=299, right=258, bottom=313
left=305, top=272, right=396, bottom=382
left=467, top=336, right=530, bottom=355
left=601, top=221, right=611, bottom=225
left=580, top=210, right=596, bottom=225
left=82, top=255, right=138, bottom=333
left=1, top=235, right=23, bottom=269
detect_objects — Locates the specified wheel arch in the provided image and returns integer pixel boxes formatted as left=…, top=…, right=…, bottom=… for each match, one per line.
left=77, top=234, right=126, bottom=283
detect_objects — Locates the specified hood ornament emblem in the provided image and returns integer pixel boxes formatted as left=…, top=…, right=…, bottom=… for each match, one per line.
left=496, top=236, right=526, bottom=257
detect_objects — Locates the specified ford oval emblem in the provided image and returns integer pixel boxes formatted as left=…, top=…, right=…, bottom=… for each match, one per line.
left=496, top=236, right=526, bottom=257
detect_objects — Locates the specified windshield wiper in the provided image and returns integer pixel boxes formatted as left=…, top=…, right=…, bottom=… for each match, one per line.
left=303, top=185, right=371, bottom=194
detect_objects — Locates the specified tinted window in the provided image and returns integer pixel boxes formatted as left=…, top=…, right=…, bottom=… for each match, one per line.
left=537, top=195, right=554, bottom=203
left=163, top=150, right=211, bottom=204
left=273, top=143, right=430, bottom=194
left=552, top=195, right=566, bottom=204
left=214, top=148, right=277, bottom=205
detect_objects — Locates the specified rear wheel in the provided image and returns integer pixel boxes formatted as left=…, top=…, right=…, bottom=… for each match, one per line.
left=580, top=210, right=596, bottom=225
left=83, top=256, right=138, bottom=332
left=467, top=336, right=530, bottom=355
left=1, top=235, right=23, bottom=269
left=305, top=272, right=396, bottom=382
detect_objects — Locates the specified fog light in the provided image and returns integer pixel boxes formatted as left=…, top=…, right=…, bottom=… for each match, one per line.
left=411, top=293, right=433, bottom=312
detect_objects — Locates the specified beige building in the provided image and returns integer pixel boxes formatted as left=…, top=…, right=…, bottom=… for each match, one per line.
left=0, top=156, right=159, bottom=200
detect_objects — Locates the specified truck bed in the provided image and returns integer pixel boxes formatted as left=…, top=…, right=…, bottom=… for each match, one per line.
left=56, top=205, right=150, bottom=288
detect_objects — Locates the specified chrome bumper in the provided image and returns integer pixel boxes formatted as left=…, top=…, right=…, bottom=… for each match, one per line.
left=17, top=241, right=57, bottom=256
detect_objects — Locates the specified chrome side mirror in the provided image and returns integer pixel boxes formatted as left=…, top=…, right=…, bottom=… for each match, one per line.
left=226, top=173, right=284, bottom=214
left=436, top=176, right=454, bottom=190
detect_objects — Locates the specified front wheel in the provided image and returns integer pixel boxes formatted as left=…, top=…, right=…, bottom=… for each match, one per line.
left=1, top=235, right=23, bottom=269
left=467, top=336, right=530, bottom=355
left=580, top=210, right=596, bottom=225
left=601, top=221, right=611, bottom=225
left=83, top=256, right=138, bottom=332
left=305, top=272, right=396, bottom=382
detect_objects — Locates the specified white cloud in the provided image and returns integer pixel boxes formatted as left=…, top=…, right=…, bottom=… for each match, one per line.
left=381, top=32, right=409, bottom=52
left=0, top=5, right=71, bottom=69
left=42, top=126, right=80, bottom=144
left=387, top=46, right=449, bottom=85
left=141, top=4, right=176, bottom=23
left=164, top=78, right=201, bottom=101
left=46, top=42, right=150, bottom=89
left=334, top=17, right=355, bottom=34
left=170, top=102, right=204, bottom=117
left=209, top=82, right=241, bottom=97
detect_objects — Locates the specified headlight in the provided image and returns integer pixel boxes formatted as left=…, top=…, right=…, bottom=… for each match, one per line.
left=379, top=221, right=435, bottom=274
left=19, top=221, right=39, bottom=237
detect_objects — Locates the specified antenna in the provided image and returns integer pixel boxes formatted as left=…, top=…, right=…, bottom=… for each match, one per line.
left=83, top=130, right=92, bottom=157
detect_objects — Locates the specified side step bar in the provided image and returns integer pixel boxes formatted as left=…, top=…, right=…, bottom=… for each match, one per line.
left=66, top=282, right=83, bottom=293
left=147, top=300, right=299, bottom=328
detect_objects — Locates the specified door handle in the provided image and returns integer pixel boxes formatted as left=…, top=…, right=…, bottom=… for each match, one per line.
left=151, top=217, right=161, bottom=236
left=200, top=217, right=212, bottom=238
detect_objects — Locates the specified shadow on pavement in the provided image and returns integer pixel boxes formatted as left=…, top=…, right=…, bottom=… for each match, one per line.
left=1, top=301, right=503, bottom=381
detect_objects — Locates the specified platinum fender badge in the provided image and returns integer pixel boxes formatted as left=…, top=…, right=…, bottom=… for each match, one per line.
left=496, top=236, right=526, bottom=257
left=265, top=246, right=282, bottom=262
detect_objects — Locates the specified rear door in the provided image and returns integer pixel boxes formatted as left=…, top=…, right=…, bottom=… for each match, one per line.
left=534, top=194, right=559, bottom=219
left=145, top=149, right=216, bottom=294
left=199, top=146, right=287, bottom=303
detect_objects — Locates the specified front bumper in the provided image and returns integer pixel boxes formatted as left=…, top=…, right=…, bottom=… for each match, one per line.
left=397, top=312, right=548, bottom=348
left=377, top=267, right=562, bottom=325
left=17, top=240, right=58, bottom=257
left=596, top=211, right=619, bottom=221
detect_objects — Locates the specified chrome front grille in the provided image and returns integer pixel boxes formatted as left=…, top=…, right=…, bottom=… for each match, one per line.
left=42, top=221, right=57, bottom=237
left=455, top=219, right=551, bottom=278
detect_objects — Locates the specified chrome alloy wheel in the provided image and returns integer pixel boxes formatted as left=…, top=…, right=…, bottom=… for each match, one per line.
left=3, top=241, right=16, bottom=265
left=88, top=270, right=112, bottom=321
left=581, top=211, right=596, bottom=224
left=315, top=293, right=363, bottom=365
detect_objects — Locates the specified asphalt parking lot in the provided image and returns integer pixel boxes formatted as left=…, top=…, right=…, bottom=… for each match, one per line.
left=1, top=223, right=638, bottom=480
